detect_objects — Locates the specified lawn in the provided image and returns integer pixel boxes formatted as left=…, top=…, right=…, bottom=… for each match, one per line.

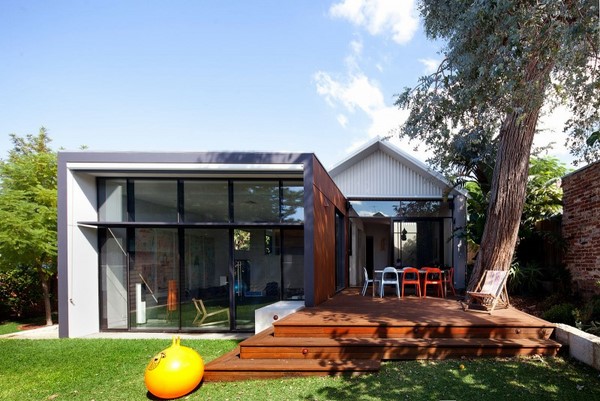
left=1, top=338, right=599, bottom=401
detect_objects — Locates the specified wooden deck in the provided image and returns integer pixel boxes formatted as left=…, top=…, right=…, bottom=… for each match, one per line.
left=204, top=289, right=561, bottom=381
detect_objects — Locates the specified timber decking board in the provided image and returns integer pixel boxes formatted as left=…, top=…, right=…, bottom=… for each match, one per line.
left=239, top=333, right=560, bottom=359
left=204, top=290, right=561, bottom=381
left=203, top=346, right=381, bottom=382
left=272, top=293, right=554, bottom=330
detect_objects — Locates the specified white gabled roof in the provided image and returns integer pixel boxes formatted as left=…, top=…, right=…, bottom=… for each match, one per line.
left=328, top=137, right=466, bottom=198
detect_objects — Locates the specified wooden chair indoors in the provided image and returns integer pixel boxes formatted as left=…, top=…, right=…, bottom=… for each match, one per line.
left=192, top=298, right=230, bottom=326
left=401, top=267, right=421, bottom=298
left=421, top=267, right=444, bottom=298
left=462, top=269, right=510, bottom=314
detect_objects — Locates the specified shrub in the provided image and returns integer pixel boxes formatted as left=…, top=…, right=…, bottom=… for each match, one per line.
left=0, top=266, right=44, bottom=319
left=542, top=303, right=577, bottom=325
left=508, top=262, right=543, bottom=295
left=580, top=296, right=600, bottom=323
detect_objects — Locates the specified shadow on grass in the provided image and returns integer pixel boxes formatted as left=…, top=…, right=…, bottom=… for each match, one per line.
left=303, top=357, right=600, bottom=401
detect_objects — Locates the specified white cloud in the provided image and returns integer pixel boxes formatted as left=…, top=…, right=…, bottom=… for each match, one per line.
left=314, top=71, right=384, bottom=115
left=337, top=114, right=349, bottom=127
left=330, top=0, right=419, bottom=44
left=418, top=58, right=440, bottom=74
left=314, top=68, right=432, bottom=161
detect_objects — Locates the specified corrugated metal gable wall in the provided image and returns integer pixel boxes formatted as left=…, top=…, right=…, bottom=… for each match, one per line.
left=332, top=150, right=444, bottom=197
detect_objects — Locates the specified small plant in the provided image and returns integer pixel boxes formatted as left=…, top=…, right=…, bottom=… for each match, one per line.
left=508, top=262, right=543, bottom=295
left=542, top=303, right=577, bottom=325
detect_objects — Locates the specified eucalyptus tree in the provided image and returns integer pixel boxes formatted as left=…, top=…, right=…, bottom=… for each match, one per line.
left=0, top=129, right=57, bottom=325
left=396, top=0, right=599, bottom=288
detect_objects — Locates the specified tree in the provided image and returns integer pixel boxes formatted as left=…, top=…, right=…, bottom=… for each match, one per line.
left=396, top=0, right=599, bottom=289
left=0, top=128, right=57, bottom=325
left=466, top=156, right=567, bottom=248
left=520, top=156, right=568, bottom=238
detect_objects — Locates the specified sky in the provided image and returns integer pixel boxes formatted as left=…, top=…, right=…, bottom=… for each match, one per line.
left=0, top=0, right=576, bottom=170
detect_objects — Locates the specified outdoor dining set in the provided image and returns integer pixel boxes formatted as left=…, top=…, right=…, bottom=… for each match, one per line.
left=362, top=266, right=456, bottom=299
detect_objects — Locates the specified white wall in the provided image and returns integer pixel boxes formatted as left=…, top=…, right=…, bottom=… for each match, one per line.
left=66, top=170, right=100, bottom=337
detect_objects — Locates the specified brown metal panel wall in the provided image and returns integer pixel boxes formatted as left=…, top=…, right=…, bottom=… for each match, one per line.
left=311, top=156, right=348, bottom=305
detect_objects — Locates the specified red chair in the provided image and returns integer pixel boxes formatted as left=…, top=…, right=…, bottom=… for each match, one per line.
left=443, top=267, right=457, bottom=296
left=401, top=267, right=421, bottom=298
left=422, top=267, right=444, bottom=298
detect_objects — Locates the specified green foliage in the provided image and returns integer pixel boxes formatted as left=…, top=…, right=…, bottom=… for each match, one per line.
left=398, top=0, right=599, bottom=168
left=574, top=296, right=600, bottom=335
left=0, top=128, right=58, bottom=271
left=1, top=339, right=600, bottom=401
left=0, top=266, right=44, bottom=319
left=508, top=262, right=543, bottom=295
left=521, top=157, right=569, bottom=238
left=464, top=181, right=486, bottom=246
left=0, top=128, right=58, bottom=325
left=542, top=303, right=577, bottom=326
left=464, top=156, right=568, bottom=248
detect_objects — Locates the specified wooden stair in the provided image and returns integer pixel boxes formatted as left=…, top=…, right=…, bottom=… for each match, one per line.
left=203, top=292, right=561, bottom=381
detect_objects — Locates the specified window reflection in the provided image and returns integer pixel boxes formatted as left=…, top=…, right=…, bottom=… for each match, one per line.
left=134, top=180, right=178, bottom=222
left=233, top=181, right=280, bottom=222
left=184, top=181, right=229, bottom=222
left=350, top=200, right=451, bottom=218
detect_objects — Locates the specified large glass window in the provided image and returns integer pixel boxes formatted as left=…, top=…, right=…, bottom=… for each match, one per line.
left=97, top=176, right=305, bottom=333
left=99, top=179, right=127, bottom=221
left=183, top=181, right=229, bottom=222
left=282, top=181, right=304, bottom=222
left=233, top=181, right=280, bottom=222
left=134, top=180, right=178, bottom=222
left=130, top=228, right=179, bottom=330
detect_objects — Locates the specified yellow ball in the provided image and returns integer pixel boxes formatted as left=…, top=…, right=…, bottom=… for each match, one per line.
left=144, top=336, right=204, bottom=399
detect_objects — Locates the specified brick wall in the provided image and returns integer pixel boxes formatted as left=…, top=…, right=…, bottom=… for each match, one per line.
left=562, top=161, right=600, bottom=300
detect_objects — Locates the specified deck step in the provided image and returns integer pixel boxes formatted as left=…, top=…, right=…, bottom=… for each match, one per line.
left=273, top=324, right=555, bottom=340
left=240, top=333, right=562, bottom=360
left=202, top=291, right=562, bottom=381
left=203, top=347, right=381, bottom=382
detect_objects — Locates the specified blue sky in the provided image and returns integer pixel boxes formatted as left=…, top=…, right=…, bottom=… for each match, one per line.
left=0, top=1, right=574, bottom=169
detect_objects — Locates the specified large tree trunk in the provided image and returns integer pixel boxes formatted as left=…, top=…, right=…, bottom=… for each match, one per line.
left=467, top=58, right=554, bottom=291
left=467, top=110, right=538, bottom=289
left=37, top=266, right=53, bottom=326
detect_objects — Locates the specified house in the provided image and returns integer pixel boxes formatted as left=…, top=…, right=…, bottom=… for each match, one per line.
left=329, top=138, right=467, bottom=289
left=57, top=139, right=467, bottom=338
left=562, top=160, right=600, bottom=300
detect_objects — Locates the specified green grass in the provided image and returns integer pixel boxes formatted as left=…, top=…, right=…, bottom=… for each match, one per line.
left=0, top=321, right=21, bottom=335
left=0, top=315, right=52, bottom=335
left=1, top=339, right=599, bottom=401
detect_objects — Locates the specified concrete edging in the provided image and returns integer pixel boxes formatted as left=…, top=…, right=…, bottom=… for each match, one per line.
left=554, top=323, right=600, bottom=370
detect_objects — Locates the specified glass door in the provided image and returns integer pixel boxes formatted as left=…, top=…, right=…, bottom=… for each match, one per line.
left=233, top=228, right=282, bottom=330
left=393, top=220, right=442, bottom=268
left=130, top=228, right=179, bottom=330
left=100, top=228, right=128, bottom=330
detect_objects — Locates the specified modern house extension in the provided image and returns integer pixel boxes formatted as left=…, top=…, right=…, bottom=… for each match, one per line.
left=57, top=139, right=467, bottom=338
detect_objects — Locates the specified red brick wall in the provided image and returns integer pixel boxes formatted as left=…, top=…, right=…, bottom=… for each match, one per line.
left=562, top=161, right=600, bottom=300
